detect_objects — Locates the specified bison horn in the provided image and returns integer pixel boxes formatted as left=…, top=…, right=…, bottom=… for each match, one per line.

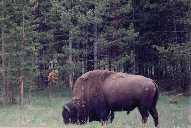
left=64, top=105, right=71, bottom=113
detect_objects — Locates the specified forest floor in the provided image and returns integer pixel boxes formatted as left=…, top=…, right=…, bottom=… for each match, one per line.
left=0, top=89, right=190, bottom=128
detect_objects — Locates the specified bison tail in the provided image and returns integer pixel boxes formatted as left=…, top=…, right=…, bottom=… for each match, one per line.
left=152, top=81, right=159, bottom=107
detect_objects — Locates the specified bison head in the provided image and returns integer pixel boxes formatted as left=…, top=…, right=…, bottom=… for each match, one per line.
left=62, top=101, right=88, bottom=124
left=62, top=102, right=77, bottom=124
left=62, top=101, right=115, bottom=125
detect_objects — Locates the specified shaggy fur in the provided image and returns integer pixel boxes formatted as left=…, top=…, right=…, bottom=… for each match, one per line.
left=72, top=70, right=114, bottom=106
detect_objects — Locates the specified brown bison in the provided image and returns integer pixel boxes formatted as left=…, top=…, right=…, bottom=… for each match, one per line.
left=62, top=70, right=159, bottom=128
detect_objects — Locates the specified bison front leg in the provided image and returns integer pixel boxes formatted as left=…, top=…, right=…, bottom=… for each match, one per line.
left=141, top=117, right=148, bottom=128
left=101, top=121, right=107, bottom=128
left=142, top=121, right=148, bottom=128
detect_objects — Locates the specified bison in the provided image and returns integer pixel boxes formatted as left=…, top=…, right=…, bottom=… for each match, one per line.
left=62, top=70, right=159, bottom=128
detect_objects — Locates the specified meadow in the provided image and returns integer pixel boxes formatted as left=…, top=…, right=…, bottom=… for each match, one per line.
left=0, top=89, right=190, bottom=128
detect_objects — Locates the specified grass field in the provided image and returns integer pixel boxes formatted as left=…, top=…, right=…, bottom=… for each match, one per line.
left=0, top=89, right=190, bottom=128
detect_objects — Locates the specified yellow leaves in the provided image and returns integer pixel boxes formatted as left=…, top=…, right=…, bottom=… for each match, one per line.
left=48, top=69, right=59, bottom=81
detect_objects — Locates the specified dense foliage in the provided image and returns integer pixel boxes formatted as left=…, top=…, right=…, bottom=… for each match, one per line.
left=0, top=0, right=190, bottom=103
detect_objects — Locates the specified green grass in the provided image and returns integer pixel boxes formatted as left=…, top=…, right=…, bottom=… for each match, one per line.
left=0, top=89, right=190, bottom=128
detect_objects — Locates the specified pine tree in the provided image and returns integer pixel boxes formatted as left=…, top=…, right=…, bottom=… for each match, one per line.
left=0, top=0, right=36, bottom=104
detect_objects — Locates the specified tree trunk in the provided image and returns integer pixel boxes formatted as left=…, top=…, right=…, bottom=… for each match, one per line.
left=48, top=82, right=52, bottom=99
left=130, top=50, right=136, bottom=74
left=94, top=23, right=98, bottom=69
left=28, top=84, right=32, bottom=104
left=19, top=76, right=24, bottom=105
left=1, top=29, right=7, bottom=105
left=82, top=58, right=85, bottom=74
left=108, top=52, right=112, bottom=70
left=69, top=31, right=73, bottom=88
left=18, top=9, right=25, bottom=106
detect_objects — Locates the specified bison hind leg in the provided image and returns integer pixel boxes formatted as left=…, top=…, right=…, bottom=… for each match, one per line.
left=149, top=107, right=159, bottom=127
